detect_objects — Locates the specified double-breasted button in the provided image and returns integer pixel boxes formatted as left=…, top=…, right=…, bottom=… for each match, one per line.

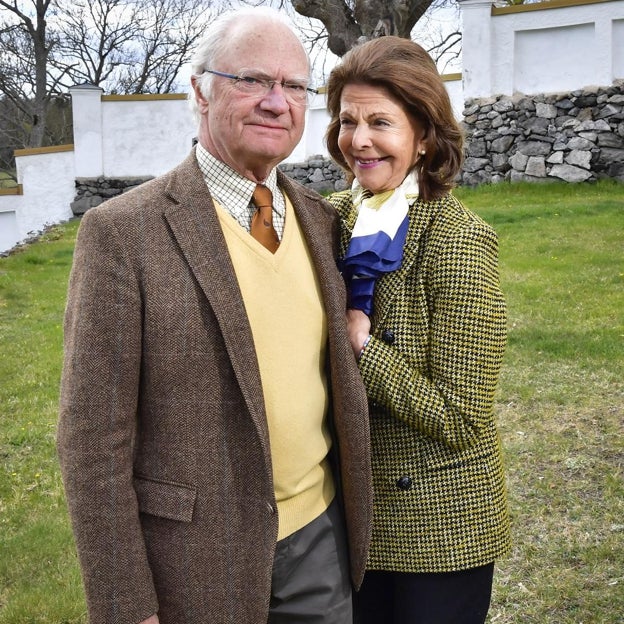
left=396, top=476, right=413, bottom=491
left=381, top=329, right=396, bottom=344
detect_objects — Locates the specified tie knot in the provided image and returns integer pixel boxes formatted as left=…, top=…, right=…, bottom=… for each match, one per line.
left=253, top=184, right=273, bottom=209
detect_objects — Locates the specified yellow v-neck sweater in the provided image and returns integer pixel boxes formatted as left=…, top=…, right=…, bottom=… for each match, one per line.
left=216, top=196, right=335, bottom=540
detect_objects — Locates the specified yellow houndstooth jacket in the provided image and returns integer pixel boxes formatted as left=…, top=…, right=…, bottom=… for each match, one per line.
left=330, top=189, right=511, bottom=573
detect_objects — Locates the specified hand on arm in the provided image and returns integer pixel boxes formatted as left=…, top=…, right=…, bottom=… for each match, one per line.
left=346, top=308, right=371, bottom=359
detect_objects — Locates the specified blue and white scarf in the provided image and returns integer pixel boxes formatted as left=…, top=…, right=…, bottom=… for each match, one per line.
left=341, top=172, right=419, bottom=315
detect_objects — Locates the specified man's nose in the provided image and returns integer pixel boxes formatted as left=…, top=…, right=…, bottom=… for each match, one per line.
left=260, top=83, right=290, bottom=114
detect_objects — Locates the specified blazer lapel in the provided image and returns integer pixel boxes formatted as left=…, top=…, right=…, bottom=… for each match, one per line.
left=278, top=172, right=344, bottom=326
left=162, top=153, right=269, bottom=444
left=374, top=198, right=438, bottom=324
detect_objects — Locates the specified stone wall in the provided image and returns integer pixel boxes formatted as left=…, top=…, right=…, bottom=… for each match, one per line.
left=71, top=159, right=347, bottom=214
left=460, top=81, right=624, bottom=185
left=72, top=176, right=156, bottom=214
left=279, top=157, right=346, bottom=194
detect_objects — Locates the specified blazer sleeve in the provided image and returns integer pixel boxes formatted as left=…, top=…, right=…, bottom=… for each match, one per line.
left=358, top=214, right=507, bottom=452
left=57, top=207, right=158, bottom=624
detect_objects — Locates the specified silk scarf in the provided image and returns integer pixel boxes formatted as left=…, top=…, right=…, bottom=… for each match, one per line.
left=341, top=172, right=419, bottom=315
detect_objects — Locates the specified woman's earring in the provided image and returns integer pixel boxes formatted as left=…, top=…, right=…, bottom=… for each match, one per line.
left=419, top=149, right=426, bottom=156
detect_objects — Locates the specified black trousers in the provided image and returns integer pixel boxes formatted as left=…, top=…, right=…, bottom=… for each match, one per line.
left=353, top=563, right=495, bottom=624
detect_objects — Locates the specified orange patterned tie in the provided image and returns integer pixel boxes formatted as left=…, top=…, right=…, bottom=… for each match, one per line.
left=251, top=184, right=280, bottom=253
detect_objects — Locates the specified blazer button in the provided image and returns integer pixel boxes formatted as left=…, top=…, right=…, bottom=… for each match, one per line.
left=396, top=476, right=413, bottom=491
left=381, top=329, right=395, bottom=344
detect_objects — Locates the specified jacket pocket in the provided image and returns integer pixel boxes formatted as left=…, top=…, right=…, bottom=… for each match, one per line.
left=133, top=474, right=197, bottom=522
left=424, top=443, right=496, bottom=472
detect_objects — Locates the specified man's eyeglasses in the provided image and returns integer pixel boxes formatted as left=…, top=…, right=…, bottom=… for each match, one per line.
left=204, top=69, right=317, bottom=106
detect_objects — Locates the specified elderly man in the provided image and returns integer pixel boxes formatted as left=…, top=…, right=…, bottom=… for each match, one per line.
left=57, top=7, right=371, bottom=624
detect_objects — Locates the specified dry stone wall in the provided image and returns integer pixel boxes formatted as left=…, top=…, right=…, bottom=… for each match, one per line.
left=71, top=160, right=346, bottom=214
left=460, top=81, right=624, bottom=186
left=72, top=176, right=153, bottom=215
left=278, top=157, right=347, bottom=194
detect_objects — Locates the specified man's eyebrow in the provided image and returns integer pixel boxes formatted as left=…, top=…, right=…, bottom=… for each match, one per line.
left=240, top=68, right=310, bottom=83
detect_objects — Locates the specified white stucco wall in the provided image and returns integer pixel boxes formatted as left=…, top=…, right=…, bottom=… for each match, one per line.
left=302, top=92, right=332, bottom=159
left=460, top=0, right=624, bottom=99
left=16, top=149, right=75, bottom=236
left=71, top=84, right=104, bottom=177
left=0, top=198, right=22, bottom=253
left=444, top=77, right=465, bottom=120
left=101, top=96, right=197, bottom=177
left=513, top=23, right=596, bottom=95
left=0, top=148, right=75, bottom=252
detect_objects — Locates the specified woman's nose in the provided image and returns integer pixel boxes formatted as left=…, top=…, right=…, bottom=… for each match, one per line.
left=351, top=124, right=372, bottom=148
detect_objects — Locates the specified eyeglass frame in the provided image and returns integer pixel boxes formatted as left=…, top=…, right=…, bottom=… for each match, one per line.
left=203, top=69, right=318, bottom=104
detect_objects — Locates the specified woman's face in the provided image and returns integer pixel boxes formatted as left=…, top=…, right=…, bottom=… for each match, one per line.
left=337, top=83, right=426, bottom=194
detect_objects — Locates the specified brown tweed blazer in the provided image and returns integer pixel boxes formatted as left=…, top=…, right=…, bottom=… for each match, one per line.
left=57, top=151, right=372, bottom=624
left=330, top=189, right=510, bottom=573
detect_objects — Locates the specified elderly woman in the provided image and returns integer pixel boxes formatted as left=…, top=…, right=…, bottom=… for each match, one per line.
left=325, top=36, right=511, bottom=624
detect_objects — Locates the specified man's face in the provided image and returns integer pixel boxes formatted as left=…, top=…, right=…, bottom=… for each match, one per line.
left=194, top=20, right=310, bottom=182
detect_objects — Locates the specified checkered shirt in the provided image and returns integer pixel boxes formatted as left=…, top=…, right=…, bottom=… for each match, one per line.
left=195, top=142, right=285, bottom=238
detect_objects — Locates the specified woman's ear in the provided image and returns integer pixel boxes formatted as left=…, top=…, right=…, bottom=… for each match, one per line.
left=415, top=140, right=427, bottom=161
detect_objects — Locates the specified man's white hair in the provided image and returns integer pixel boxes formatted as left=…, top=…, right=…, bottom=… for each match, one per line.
left=188, top=7, right=308, bottom=123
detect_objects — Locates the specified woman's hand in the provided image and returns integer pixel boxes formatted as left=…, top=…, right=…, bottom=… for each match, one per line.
left=346, top=308, right=371, bottom=358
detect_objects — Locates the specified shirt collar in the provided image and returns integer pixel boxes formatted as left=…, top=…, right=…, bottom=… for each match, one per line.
left=195, top=143, right=284, bottom=220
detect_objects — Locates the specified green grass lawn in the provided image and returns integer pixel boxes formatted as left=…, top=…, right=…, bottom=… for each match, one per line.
left=1, top=180, right=623, bottom=623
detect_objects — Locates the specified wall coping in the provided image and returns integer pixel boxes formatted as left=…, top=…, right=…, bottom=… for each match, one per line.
left=442, top=72, right=462, bottom=82
left=101, top=93, right=189, bottom=101
left=0, top=184, right=23, bottom=196
left=13, top=144, right=74, bottom=157
left=492, top=0, right=619, bottom=16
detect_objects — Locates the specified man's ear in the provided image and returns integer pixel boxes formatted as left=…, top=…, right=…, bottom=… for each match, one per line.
left=191, top=75, right=209, bottom=113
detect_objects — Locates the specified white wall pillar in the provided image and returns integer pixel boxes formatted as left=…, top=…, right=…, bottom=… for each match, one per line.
left=458, top=0, right=494, bottom=100
left=70, top=84, right=104, bottom=177
left=595, top=17, right=614, bottom=86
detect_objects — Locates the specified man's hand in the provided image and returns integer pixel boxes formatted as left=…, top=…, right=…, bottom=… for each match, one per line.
left=140, top=616, right=159, bottom=624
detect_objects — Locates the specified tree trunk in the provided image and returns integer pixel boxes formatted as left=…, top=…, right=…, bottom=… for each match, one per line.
left=291, top=0, right=434, bottom=56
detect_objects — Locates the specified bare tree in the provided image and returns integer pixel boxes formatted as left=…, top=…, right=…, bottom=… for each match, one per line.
left=55, top=0, right=212, bottom=94
left=53, top=0, right=141, bottom=88
left=289, top=0, right=436, bottom=56
left=246, top=0, right=461, bottom=82
left=115, top=0, right=209, bottom=94
left=411, top=0, right=461, bottom=72
left=0, top=0, right=65, bottom=149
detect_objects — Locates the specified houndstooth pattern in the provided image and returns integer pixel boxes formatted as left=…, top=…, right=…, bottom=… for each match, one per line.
left=330, top=189, right=511, bottom=573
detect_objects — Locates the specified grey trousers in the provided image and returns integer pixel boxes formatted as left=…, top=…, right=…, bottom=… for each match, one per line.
left=268, top=497, right=352, bottom=624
